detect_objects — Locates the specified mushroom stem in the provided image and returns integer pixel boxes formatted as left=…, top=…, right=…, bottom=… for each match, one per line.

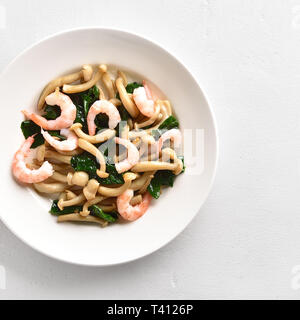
left=37, top=65, right=93, bottom=110
left=63, top=65, right=106, bottom=94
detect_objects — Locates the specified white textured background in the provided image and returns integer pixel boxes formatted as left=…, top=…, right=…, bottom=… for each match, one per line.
left=0, top=0, right=300, bottom=300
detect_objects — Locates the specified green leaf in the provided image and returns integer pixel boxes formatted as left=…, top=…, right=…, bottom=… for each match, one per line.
left=89, top=85, right=100, bottom=100
left=151, top=116, right=179, bottom=141
left=71, top=152, right=124, bottom=185
left=97, top=163, right=124, bottom=185
left=74, top=104, right=85, bottom=124
left=20, top=120, right=44, bottom=148
left=147, top=160, right=185, bottom=199
left=83, top=95, right=92, bottom=117
left=50, top=200, right=82, bottom=216
left=118, top=105, right=130, bottom=121
left=156, top=170, right=176, bottom=187
left=21, top=120, right=67, bottom=148
left=89, top=205, right=118, bottom=223
left=48, top=131, right=67, bottom=140
left=71, top=152, right=98, bottom=178
left=82, top=86, right=99, bottom=116
left=147, top=177, right=161, bottom=199
left=74, top=103, right=90, bottom=133
left=126, top=82, right=143, bottom=94
left=68, top=86, right=100, bottom=133
left=95, top=113, right=109, bottom=129
left=147, top=170, right=177, bottom=199
left=69, top=86, right=99, bottom=106
left=43, top=105, right=61, bottom=120
left=116, top=82, right=143, bottom=99
left=158, top=116, right=179, bottom=130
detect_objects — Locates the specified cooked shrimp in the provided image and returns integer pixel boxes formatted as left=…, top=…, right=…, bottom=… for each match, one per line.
left=114, top=137, right=139, bottom=174
left=12, top=136, right=53, bottom=184
left=117, top=189, right=152, bottom=221
left=41, top=128, right=78, bottom=152
left=157, top=129, right=182, bottom=152
left=133, top=84, right=155, bottom=118
left=87, top=100, right=121, bottom=136
left=22, top=90, right=76, bottom=130
left=143, top=80, right=153, bottom=100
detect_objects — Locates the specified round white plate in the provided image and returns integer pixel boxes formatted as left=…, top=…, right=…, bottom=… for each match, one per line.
left=0, top=28, right=218, bottom=266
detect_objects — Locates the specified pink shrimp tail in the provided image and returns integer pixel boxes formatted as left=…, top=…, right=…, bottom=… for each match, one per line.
left=12, top=136, right=53, bottom=184
left=22, top=110, right=32, bottom=119
left=117, top=190, right=152, bottom=222
left=143, top=80, right=153, bottom=100
left=22, top=135, right=35, bottom=150
left=12, top=136, right=34, bottom=168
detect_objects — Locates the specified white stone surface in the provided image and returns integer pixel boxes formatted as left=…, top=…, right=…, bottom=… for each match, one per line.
left=0, top=0, right=300, bottom=299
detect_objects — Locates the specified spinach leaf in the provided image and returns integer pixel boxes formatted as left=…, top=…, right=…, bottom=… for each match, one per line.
left=158, top=115, right=179, bottom=130
left=21, top=120, right=67, bottom=149
left=97, top=163, right=124, bottom=185
left=71, top=153, right=124, bottom=185
left=156, top=170, right=176, bottom=187
left=69, top=86, right=99, bottom=107
left=68, top=86, right=100, bottom=133
left=118, top=105, right=130, bottom=121
left=150, top=116, right=179, bottom=141
left=116, top=82, right=143, bottom=99
left=50, top=200, right=82, bottom=216
left=147, top=156, right=185, bottom=199
left=89, top=205, right=118, bottom=223
left=48, top=130, right=67, bottom=140
left=71, top=152, right=98, bottom=177
left=126, top=82, right=143, bottom=94
left=74, top=104, right=87, bottom=129
left=43, top=105, right=61, bottom=120
left=147, top=171, right=176, bottom=199
left=94, top=113, right=109, bottom=129
left=67, top=92, right=81, bottom=105
left=147, top=176, right=161, bottom=199
left=89, top=85, right=100, bottom=100
left=83, top=86, right=100, bottom=116
left=20, top=120, right=44, bottom=148
left=83, top=96, right=92, bottom=117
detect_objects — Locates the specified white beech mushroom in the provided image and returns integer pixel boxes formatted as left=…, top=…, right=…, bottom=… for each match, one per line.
left=34, top=182, right=67, bottom=194
left=83, top=179, right=100, bottom=201
left=38, top=65, right=93, bottom=110
left=57, top=214, right=108, bottom=227
left=77, top=138, right=108, bottom=178
left=58, top=193, right=86, bottom=211
left=67, top=171, right=89, bottom=187
left=115, top=77, right=139, bottom=118
left=71, top=123, right=115, bottom=144
left=63, top=65, right=107, bottom=94
left=98, top=172, right=137, bottom=197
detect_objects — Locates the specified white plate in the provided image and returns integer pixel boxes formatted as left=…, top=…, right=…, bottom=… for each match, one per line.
left=0, top=28, right=218, bottom=266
